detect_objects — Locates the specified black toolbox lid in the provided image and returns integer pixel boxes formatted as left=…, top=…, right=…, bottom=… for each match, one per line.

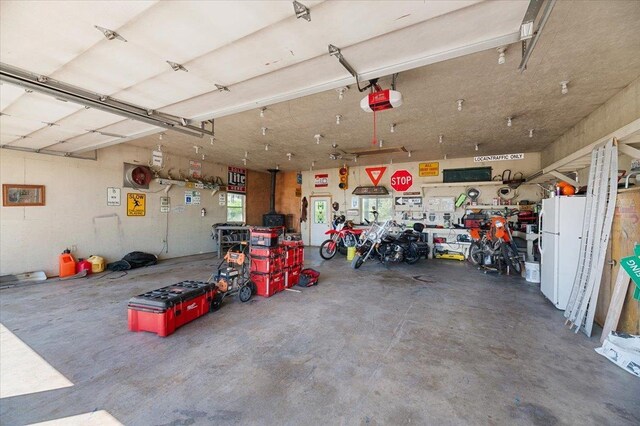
left=128, top=281, right=215, bottom=310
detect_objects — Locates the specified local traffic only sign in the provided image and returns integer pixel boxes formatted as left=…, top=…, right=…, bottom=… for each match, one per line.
left=390, top=169, right=413, bottom=192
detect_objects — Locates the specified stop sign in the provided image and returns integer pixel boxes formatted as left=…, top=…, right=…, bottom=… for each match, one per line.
left=390, top=169, right=413, bottom=191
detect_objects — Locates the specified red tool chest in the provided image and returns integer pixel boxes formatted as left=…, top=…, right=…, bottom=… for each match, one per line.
left=250, top=271, right=284, bottom=298
left=128, top=281, right=216, bottom=337
left=250, top=255, right=283, bottom=274
left=249, top=246, right=282, bottom=258
left=250, top=227, right=284, bottom=247
left=284, top=265, right=301, bottom=288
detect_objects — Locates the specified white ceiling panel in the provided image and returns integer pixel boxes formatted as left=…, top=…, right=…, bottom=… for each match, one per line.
left=0, top=115, right=47, bottom=142
left=51, top=41, right=170, bottom=96
left=114, top=69, right=215, bottom=109
left=55, top=108, right=125, bottom=133
left=0, top=0, right=157, bottom=75
left=3, top=92, right=84, bottom=125
left=5, top=125, right=86, bottom=150
left=47, top=131, right=114, bottom=153
left=121, top=1, right=320, bottom=64
left=0, top=82, right=25, bottom=110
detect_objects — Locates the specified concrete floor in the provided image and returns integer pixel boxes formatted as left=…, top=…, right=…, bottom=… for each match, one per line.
left=1, top=252, right=639, bottom=425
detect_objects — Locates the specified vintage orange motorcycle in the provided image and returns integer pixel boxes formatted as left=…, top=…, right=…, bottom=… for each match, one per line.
left=468, top=208, right=522, bottom=274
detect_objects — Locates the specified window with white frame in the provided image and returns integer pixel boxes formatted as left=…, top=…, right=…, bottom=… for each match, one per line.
left=226, top=193, right=246, bottom=222
left=361, top=197, right=393, bottom=223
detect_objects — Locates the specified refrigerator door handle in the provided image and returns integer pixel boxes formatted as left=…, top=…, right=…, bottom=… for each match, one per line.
left=538, top=208, right=544, bottom=253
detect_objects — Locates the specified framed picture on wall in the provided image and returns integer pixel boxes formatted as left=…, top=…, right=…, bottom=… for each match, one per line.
left=2, top=184, right=46, bottom=207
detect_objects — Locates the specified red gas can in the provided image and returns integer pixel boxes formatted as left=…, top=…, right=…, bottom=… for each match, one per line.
left=76, top=258, right=92, bottom=275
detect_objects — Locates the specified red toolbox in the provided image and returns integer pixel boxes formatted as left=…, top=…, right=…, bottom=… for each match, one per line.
left=295, top=246, right=305, bottom=266
left=250, top=227, right=284, bottom=247
left=128, top=281, right=216, bottom=337
left=249, top=246, right=282, bottom=258
left=284, top=266, right=301, bottom=288
left=250, top=255, right=283, bottom=274
left=250, top=271, right=284, bottom=298
left=283, top=246, right=296, bottom=267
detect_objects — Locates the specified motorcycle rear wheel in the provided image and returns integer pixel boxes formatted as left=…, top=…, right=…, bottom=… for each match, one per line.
left=319, top=239, right=337, bottom=260
left=468, top=242, right=484, bottom=265
left=404, top=243, right=420, bottom=264
left=501, top=244, right=522, bottom=274
left=351, top=253, right=364, bottom=269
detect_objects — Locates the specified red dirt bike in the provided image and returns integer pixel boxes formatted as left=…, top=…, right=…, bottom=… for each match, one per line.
left=319, top=215, right=363, bottom=260
left=468, top=208, right=522, bottom=274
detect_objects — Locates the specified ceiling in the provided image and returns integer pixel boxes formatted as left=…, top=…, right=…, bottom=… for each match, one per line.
left=1, top=1, right=639, bottom=171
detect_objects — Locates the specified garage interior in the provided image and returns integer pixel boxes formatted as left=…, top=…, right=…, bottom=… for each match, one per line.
left=1, top=1, right=639, bottom=425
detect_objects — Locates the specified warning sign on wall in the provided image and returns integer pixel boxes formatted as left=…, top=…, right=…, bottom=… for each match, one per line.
left=419, top=162, right=439, bottom=177
left=127, top=193, right=146, bottom=216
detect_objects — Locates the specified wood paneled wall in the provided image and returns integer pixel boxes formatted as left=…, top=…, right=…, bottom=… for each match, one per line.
left=246, top=170, right=271, bottom=226
left=276, top=171, right=301, bottom=232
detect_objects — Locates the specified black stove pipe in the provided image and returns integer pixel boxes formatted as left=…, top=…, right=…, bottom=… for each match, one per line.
left=267, top=168, right=279, bottom=213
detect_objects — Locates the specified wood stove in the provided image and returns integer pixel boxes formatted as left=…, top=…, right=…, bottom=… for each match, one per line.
left=263, top=169, right=285, bottom=227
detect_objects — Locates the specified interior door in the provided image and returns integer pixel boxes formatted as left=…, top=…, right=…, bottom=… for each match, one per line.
left=310, top=196, right=331, bottom=246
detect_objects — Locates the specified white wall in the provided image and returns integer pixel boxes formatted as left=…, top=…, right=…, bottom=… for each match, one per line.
left=0, top=145, right=230, bottom=276
left=300, top=153, right=543, bottom=245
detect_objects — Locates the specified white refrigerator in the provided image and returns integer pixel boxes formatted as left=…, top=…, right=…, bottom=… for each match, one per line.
left=539, top=196, right=586, bottom=310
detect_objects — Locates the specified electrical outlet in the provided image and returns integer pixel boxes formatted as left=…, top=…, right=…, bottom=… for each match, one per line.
left=71, top=245, right=77, bottom=252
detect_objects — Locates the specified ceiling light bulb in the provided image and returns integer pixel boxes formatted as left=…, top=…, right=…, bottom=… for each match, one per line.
left=336, top=114, right=342, bottom=125
left=244, top=151, right=249, bottom=158
left=507, top=116, right=512, bottom=127
left=260, top=107, right=266, bottom=118
left=354, top=156, right=358, bottom=163
left=497, top=47, right=506, bottom=65
left=210, top=136, right=215, bottom=145
left=457, top=99, right=464, bottom=112
left=379, top=139, right=383, bottom=148
left=202, top=154, right=206, bottom=160
left=439, top=134, right=443, bottom=144
left=242, top=158, right=247, bottom=166
left=265, top=144, right=269, bottom=151
left=159, top=133, right=163, bottom=141
left=157, top=144, right=162, bottom=152
left=194, top=145, right=200, bottom=154
left=314, top=134, right=322, bottom=144
left=287, top=153, right=292, bottom=161
left=261, top=127, right=267, bottom=136
left=529, top=129, right=534, bottom=138
left=408, top=151, right=412, bottom=158
left=390, top=123, right=396, bottom=133
left=475, top=144, right=479, bottom=151
left=276, top=164, right=280, bottom=171
left=560, top=81, right=569, bottom=95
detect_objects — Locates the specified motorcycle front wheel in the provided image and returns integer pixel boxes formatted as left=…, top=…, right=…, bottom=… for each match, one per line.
left=319, top=239, right=337, bottom=259
left=351, top=253, right=364, bottom=269
left=468, top=242, right=484, bottom=265
left=501, top=244, right=522, bottom=274
left=404, top=243, right=420, bottom=264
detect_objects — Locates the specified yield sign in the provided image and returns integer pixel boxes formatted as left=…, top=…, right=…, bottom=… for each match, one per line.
left=365, top=166, right=386, bottom=186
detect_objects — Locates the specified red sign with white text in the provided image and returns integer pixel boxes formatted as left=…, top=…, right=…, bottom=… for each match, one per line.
left=314, top=174, right=329, bottom=188
left=390, top=169, right=413, bottom=192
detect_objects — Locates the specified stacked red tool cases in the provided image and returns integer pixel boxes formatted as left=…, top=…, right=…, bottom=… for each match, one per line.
left=128, top=281, right=217, bottom=337
left=249, top=227, right=304, bottom=297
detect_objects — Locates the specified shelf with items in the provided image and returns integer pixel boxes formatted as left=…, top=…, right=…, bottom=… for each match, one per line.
left=212, top=225, right=250, bottom=258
